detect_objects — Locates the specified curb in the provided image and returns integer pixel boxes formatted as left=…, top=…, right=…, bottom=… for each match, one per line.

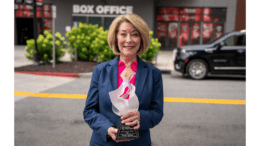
left=15, top=69, right=172, bottom=78
left=15, top=71, right=80, bottom=78
left=79, top=72, right=93, bottom=78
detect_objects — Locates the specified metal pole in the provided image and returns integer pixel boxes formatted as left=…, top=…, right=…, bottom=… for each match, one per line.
left=52, top=18, right=55, bottom=68
left=75, top=48, right=77, bottom=61
left=52, top=5, right=56, bottom=68
left=73, top=22, right=78, bottom=61
left=33, top=0, right=39, bottom=66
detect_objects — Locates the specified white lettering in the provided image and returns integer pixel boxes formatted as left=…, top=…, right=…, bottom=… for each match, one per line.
left=104, top=5, right=110, bottom=14
left=73, top=5, right=80, bottom=13
left=119, top=6, right=126, bottom=14
left=80, top=5, right=88, bottom=13
left=126, top=6, right=133, bottom=14
left=110, top=6, right=117, bottom=14
left=87, top=5, right=94, bottom=13
left=116, top=6, right=120, bottom=14
left=96, top=5, right=103, bottom=14
left=73, top=5, right=134, bottom=14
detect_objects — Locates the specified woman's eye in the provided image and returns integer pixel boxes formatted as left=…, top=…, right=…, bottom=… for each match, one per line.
left=132, top=34, right=139, bottom=37
left=121, top=33, right=126, bottom=36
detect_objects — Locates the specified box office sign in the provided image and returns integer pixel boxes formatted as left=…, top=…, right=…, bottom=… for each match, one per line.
left=73, top=5, right=133, bottom=15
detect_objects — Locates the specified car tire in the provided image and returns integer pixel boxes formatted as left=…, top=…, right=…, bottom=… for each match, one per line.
left=186, top=59, right=208, bottom=80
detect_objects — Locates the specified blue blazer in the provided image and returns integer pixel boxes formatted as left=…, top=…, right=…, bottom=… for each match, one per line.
left=83, top=56, right=164, bottom=146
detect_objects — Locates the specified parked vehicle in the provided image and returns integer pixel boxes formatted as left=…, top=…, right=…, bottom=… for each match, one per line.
left=173, top=30, right=246, bottom=79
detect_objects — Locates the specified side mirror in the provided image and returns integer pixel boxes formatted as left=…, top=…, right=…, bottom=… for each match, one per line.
left=220, top=41, right=225, bottom=46
left=215, top=41, right=225, bottom=50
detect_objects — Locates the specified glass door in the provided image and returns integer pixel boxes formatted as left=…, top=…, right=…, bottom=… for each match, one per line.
left=168, top=22, right=178, bottom=48
left=157, top=22, right=167, bottom=47
left=191, top=23, right=201, bottom=45
left=179, top=23, right=189, bottom=47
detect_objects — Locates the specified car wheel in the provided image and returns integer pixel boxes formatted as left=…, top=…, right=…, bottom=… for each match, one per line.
left=186, top=59, right=208, bottom=80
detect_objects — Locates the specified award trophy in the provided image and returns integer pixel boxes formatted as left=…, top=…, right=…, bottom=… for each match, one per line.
left=109, top=78, right=139, bottom=140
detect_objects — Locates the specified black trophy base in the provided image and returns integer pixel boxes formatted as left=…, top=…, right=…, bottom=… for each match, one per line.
left=116, top=119, right=139, bottom=140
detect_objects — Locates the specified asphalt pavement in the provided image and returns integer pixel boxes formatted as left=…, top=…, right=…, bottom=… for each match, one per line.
left=14, top=45, right=246, bottom=146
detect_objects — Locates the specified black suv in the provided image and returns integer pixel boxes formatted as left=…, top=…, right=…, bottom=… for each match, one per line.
left=173, top=30, right=246, bottom=79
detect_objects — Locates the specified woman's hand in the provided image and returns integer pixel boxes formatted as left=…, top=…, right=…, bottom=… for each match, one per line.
left=121, top=111, right=140, bottom=130
left=107, top=127, right=131, bottom=142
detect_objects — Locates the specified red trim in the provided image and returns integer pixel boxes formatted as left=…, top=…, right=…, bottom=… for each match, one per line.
left=15, top=71, right=80, bottom=78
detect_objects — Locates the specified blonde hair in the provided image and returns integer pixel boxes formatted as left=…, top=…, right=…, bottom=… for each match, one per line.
left=107, top=14, right=150, bottom=55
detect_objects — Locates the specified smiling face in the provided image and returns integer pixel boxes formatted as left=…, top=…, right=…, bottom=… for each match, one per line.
left=117, top=22, right=141, bottom=57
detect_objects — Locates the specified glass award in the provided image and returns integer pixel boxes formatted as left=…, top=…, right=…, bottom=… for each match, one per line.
left=109, top=78, right=139, bottom=140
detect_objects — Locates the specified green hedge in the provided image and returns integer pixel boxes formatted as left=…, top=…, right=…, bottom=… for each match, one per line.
left=25, top=30, right=67, bottom=64
left=139, top=30, right=161, bottom=62
left=65, top=22, right=114, bottom=62
left=25, top=23, right=161, bottom=64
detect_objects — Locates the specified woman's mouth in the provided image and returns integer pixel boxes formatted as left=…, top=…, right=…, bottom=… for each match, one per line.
left=124, top=46, right=135, bottom=49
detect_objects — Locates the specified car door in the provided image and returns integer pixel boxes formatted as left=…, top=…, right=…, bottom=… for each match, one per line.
left=213, top=33, right=246, bottom=74
left=235, top=34, right=246, bottom=68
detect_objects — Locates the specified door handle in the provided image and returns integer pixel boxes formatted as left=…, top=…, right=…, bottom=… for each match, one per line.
left=205, top=49, right=213, bottom=53
left=237, top=50, right=245, bottom=53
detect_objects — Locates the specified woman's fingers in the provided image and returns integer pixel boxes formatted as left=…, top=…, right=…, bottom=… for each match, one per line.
left=133, top=121, right=140, bottom=130
left=121, top=111, right=140, bottom=126
left=121, top=111, right=134, bottom=120
left=108, top=127, right=118, bottom=140
left=108, top=127, right=131, bottom=142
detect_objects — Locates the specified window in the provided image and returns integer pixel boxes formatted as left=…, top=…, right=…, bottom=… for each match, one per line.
left=156, top=7, right=227, bottom=48
left=72, top=16, right=116, bottom=30
left=235, top=34, right=246, bottom=46
left=104, top=17, right=115, bottom=30
left=89, top=17, right=102, bottom=27
left=224, top=36, right=235, bottom=46
left=224, top=34, right=246, bottom=46
left=74, top=16, right=86, bottom=23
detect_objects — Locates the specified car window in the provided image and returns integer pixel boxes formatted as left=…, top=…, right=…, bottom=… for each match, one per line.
left=244, top=35, right=246, bottom=45
left=235, top=34, right=246, bottom=46
left=224, top=34, right=246, bottom=46
left=224, top=36, right=235, bottom=46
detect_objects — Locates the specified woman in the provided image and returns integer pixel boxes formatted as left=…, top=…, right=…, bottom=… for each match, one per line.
left=83, top=13, right=164, bottom=146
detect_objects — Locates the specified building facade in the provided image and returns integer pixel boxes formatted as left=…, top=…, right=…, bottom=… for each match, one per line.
left=14, top=0, right=243, bottom=50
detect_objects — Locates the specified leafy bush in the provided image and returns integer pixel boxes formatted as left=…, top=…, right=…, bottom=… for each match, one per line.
left=139, top=30, right=161, bottom=62
left=65, top=22, right=115, bottom=62
left=25, top=30, right=67, bottom=64
left=91, top=29, right=117, bottom=63
left=65, top=23, right=161, bottom=63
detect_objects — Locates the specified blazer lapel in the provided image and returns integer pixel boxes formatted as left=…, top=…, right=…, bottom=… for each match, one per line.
left=135, top=56, right=148, bottom=98
left=107, top=56, right=119, bottom=91
left=107, top=55, right=148, bottom=96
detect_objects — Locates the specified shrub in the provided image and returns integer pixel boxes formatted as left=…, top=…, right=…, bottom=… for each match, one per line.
left=139, top=30, right=161, bottom=62
left=91, top=29, right=117, bottom=63
left=25, top=30, right=67, bottom=64
left=65, top=22, right=114, bottom=62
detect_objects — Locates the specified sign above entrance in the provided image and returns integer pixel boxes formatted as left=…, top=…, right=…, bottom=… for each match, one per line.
left=73, top=5, right=133, bottom=15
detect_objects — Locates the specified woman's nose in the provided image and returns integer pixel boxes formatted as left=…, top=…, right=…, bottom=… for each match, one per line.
left=126, top=34, right=132, bottom=42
